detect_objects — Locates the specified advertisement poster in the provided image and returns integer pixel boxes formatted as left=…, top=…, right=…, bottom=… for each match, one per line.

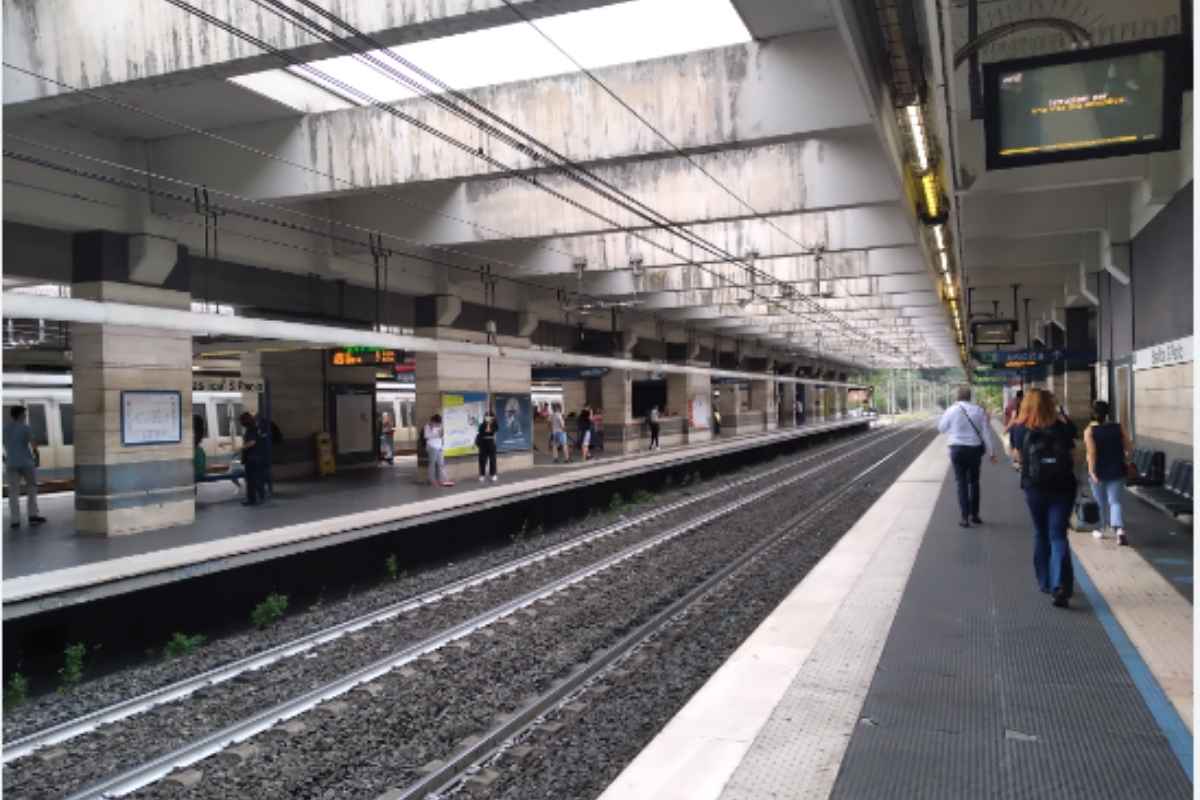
left=493, top=393, right=533, bottom=453
left=442, top=391, right=487, bottom=457
left=688, top=394, right=711, bottom=430
left=121, top=390, right=182, bottom=446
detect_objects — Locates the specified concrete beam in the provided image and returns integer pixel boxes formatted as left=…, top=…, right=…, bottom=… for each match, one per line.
left=4, top=0, right=629, bottom=112
left=321, top=131, right=897, bottom=244
left=147, top=31, right=871, bottom=198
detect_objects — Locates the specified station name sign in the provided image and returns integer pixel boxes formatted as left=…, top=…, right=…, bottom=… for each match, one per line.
left=330, top=347, right=404, bottom=367
left=1133, top=335, right=1192, bottom=371
left=193, top=376, right=264, bottom=393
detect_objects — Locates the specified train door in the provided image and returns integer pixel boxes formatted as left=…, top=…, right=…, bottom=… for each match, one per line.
left=213, top=398, right=245, bottom=465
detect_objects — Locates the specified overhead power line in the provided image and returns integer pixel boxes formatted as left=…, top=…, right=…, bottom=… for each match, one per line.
left=169, top=0, right=908, bottom=363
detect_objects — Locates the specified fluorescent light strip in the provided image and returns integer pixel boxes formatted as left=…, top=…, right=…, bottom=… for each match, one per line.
left=939, top=251, right=950, bottom=274
left=933, top=224, right=946, bottom=252
left=906, top=105, right=929, bottom=172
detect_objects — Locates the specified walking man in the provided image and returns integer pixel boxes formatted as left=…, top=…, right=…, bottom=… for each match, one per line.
left=5, top=406, right=46, bottom=528
left=937, top=385, right=997, bottom=528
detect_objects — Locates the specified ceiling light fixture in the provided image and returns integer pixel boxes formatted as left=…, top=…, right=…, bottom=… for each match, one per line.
left=922, top=173, right=940, bottom=218
left=933, top=224, right=946, bottom=252
left=906, top=105, right=929, bottom=172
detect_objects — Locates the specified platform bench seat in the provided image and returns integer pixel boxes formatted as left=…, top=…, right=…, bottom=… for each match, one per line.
left=1128, top=448, right=1166, bottom=486
left=1131, top=459, right=1192, bottom=518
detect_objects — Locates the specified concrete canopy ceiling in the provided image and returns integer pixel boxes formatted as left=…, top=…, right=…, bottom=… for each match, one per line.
left=3, top=0, right=961, bottom=369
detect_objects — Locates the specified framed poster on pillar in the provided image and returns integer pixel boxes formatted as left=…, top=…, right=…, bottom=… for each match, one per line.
left=442, top=391, right=487, bottom=457
left=120, top=390, right=183, bottom=446
left=493, top=393, right=532, bottom=453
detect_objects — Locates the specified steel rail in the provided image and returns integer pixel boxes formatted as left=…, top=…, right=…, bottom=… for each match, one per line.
left=409, top=426, right=931, bottom=800
left=5, top=423, right=897, bottom=764
left=60, top=425, right=917, bottom=799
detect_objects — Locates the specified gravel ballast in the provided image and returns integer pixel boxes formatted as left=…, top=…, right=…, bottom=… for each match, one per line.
left=3, top=428, right=900, bottom=799
left=93, top=427, right=929, bottom=800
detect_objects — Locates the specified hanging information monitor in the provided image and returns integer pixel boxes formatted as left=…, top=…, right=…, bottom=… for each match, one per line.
left=983, top=37, right=1184, bottom=170
left=972, top=320, right=1017, bottom=346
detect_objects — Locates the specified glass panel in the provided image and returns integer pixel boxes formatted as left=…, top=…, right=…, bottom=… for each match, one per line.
left=59, top=403, right=74, bottom=446
left=26, top=403, right=49, bottom=446
left=216, top=402, right=234, bottom=437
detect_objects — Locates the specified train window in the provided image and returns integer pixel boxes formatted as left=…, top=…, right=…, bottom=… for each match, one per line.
left=60, top=403, right=75, bottom=446
left=216, top=402, right=235, bottom=436
left=26, top=403, right=49, bottom=446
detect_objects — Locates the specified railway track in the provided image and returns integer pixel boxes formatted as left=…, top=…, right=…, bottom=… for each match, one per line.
left=4, top=422, right=923, bottom=800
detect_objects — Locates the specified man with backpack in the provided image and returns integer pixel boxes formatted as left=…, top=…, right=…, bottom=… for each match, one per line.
left=937, top=385, right=997, bottom=528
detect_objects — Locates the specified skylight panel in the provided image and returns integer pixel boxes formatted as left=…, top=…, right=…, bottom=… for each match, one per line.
left=229, top=0, right=751, bottom=106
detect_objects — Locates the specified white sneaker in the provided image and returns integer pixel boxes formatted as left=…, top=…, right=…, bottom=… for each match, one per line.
left=1092, top=528, right=1105, bottom=540
left=491, top=475, right=499, bottom=482
left=479, top=476, right=486, bottom=482
left=1116, top=528, right=1128, bottom=546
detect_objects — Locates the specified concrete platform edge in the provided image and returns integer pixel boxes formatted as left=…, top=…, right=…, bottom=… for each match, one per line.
left=597, top=432, right=947, bottom=800
left=2, top=419, right=870, bottom=618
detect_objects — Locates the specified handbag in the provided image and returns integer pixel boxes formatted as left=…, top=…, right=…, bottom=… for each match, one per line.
left=1124, top=462, right=1139, bottom=482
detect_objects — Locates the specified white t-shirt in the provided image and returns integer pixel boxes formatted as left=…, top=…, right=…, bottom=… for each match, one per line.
left=423, top=423, right=443, bottom=451
left=550, top=412, right=565, bottom=434
left=649, top=408, right=659, bottom=423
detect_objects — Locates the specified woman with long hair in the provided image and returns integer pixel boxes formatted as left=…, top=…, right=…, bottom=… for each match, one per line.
left=1009, top=389, right=1078, bottom=608
left=1084, top=400, right=1132, bottom=545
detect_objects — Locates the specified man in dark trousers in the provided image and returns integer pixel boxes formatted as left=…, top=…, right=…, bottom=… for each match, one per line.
left=239, top=412, right=265, bottom=506
left=937, top=385, right=997, bottom=527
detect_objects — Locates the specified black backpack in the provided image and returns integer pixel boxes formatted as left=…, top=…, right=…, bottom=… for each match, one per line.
left=1023, top=428, right=1075, bottom=492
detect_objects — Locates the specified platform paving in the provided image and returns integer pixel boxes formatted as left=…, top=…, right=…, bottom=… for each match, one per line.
left=828, top=451, right=1192, bottom=798
left=601, top=432, right=1193, bottom=800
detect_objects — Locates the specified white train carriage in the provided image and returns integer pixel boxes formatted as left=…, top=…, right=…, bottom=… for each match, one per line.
left=3, top=373, right=564, bottom=480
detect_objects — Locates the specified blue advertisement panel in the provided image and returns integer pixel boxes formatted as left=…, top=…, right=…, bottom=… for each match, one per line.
left=493, top=393, right=533, bottom=453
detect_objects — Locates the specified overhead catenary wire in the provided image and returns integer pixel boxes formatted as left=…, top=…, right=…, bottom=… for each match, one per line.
left=166, top=0, right=907, bottom=363
left=271, top=0, right=920, bottom=364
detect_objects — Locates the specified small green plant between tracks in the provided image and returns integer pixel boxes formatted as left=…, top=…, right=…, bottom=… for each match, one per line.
left=250, top=593, right=289, bottom=629
left=385, top=553, right=400, bottom=581
left=163, top=632, right=207, bottom=660
left=5, top=672, right=29, bottom=709
left=58, top=643, right=86, bottom=691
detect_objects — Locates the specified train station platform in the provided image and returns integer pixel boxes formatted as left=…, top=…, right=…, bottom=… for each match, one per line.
left=600, top=432, right=1193, bottom=800
left=1, top=417, right=871, bottom=620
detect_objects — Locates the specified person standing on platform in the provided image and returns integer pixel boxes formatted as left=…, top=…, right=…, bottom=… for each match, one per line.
left=577, top=407, right=593, bottom=461
left=424, top=414, right=453, bottom=487
left=239, top=411, right=265, bottom=506
left=380, top=411, right=396, bottom=465
left=937, top=385, right=997, bottom=528
left=4, top=406, right=46, bottom=529
left=647, top=406, right=661, bottom=451
left=477, top=410, right=499, bottom=482
left=1084, top=400, right=1132, bottom=545
left=550, top=403, right=570, bottom=463
left=1010, top=389, right=1078, bottom=608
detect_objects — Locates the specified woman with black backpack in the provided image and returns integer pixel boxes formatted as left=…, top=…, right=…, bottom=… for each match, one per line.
left=1010, top=388, right=1078, bottom=609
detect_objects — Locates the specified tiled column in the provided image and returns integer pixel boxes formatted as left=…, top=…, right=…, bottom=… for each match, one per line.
left=599, top=368, right=638, bottom=454
left=779, top=382, right=798, bottom=427
left=749, top=378, right=777, bottom=431
left=414, top=327, right=533, bottom=483
left=666, top=366, right=713, bottom=446
left=71, top=231, right=194, bottom=535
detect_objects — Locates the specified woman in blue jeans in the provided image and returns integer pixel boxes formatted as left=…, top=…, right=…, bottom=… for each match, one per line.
left=1084, top=400, right=1132, bottom=546
left=1010, top=389, right=1078, bottom=609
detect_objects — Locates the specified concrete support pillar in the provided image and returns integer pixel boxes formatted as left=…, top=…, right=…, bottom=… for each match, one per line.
left=562, top=381, right=587, bottom=416
left=717, top=383, right=746, bottom=434
left=749, top=377, right=777, bottom=431
left=71, top=231, right=194, bottom=535
left=414, top=327, right=532, bottom=483
left=242, top=350, right=375, bottom=479
left=598, top=368, right=638, bottom=454
left=779, top=382, right=798, bottom=427
left=666, top=366, right=713, bottom=446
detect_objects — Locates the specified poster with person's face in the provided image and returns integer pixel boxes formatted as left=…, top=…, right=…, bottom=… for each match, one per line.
left=442, top=391, right=487, bottom=457
left=494, top=393, right=532, bottom=452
